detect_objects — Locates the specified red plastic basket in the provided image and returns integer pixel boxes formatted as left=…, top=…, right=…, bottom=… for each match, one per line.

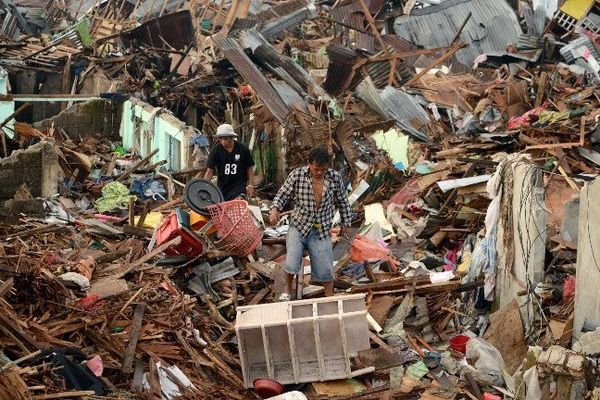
left=206, top=200, right=262, bottom=257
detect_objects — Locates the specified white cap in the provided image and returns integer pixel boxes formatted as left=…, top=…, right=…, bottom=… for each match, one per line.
left=215, top=123, right=237, bottom=138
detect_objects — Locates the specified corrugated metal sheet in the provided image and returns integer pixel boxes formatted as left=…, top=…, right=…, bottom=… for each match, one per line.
left=239, top=29, right=327, bottom=98
left=271, top=80, right=307, bottom=110
left=214, top=36, right=291, bottom=122
left=364, top=48, right=413, bottom=88
left=259, top=2, right=317, bottom=39
left=348, top=12, right=375, bottom=52
left=121, top=10, right=194, bottom=50
left=330, top=4, right=362, bottom=29
left=380, top=86, right=430, bottom=142
left=381, top=34, right=412, bottom=52
left=355, top=76, right=388, bottom=117
left=254, top=0, right=311, bottom=22
left=132, top=0, right=185, bottom=21
left=355, top=79, right=430, bottom=142
left=322, top=44, right=363, bottom=96
left=560, top=35, right=600, bottom=62
left=393, top=0, right=522, bottom=67
left=331, top=0, right=385, bottom=24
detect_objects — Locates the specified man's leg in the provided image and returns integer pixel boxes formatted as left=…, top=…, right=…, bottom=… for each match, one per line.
left=285, top=272, right=295, bottom=297
left=282, top=225, right=305, bottom=300
left=307, top=231, right=335, bottom=297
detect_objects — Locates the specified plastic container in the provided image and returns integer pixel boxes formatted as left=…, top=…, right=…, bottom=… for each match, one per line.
left=449, top=335, right=470, bottom=354
left=189, top=210, right=217, bottom=234
left=155, top=208, right=206, bottom=257
left=253, top=378, right=284, bottom=398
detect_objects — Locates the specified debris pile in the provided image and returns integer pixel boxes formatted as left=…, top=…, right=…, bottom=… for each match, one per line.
left=1, top=0, right=600, bottom=398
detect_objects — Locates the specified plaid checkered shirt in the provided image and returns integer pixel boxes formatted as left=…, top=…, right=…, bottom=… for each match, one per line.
left=272, top=166, right=352, bottom=240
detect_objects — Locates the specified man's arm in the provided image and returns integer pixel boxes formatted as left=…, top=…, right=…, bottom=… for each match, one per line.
left=204, top=145, right=218, bottom=180
left=269, top=169, right=297, bottom=225
left=333, top=173, right=352, bottom=232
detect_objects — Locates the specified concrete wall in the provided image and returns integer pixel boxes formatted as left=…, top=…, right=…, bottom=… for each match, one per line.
left=35, top=100, right=122, bottom=140
left=495, top=159, right=546, bottom=333
left=574, top=178, right=600, bottom=339
left=0, top=141, right=62, bottom=204
left=120, top=98, right=195, bottom=171
left=0, top=68, right=14, bottom=137
left=12, top=70, right=64, bottom=123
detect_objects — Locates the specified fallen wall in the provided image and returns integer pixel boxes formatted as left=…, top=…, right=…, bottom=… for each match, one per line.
left=0, top=141, right=62, bottom=204
left=34, top=100, right=122, bottom=140
left=574, top=177, right=600, bottom=339
left=120, top=98, right=195, bottom=171
left=495, top=159, right=546, bottom=332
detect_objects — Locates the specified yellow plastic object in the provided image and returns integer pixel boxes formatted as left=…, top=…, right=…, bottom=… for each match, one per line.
left=190, top=211, right=217, bottom=234
left=560, top=0, right=594, bottom=20
left=134, top=212, right=164, bottom=229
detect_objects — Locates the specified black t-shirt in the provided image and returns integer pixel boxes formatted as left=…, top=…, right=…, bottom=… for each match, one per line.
left=207, top=141, right=255, bottom=201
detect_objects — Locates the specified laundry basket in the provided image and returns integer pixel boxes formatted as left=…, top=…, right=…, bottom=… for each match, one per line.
left=206, top=200, right=262, bottom=257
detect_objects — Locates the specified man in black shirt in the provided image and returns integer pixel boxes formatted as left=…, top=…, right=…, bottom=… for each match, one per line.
left=204, top=124, right=256, bottom=201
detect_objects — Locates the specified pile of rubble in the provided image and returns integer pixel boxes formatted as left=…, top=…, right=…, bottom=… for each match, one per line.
left=2, top=0, right=600, bottom=398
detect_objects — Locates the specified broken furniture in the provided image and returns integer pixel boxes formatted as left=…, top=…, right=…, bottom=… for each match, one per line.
left=235, top=293, right=373, bottom=388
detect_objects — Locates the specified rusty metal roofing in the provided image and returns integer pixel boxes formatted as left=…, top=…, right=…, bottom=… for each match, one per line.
left=347, top=12, right=375, bottom=52
left=381, top=34, right=412, bottom=53
left=214, top=35, right=291, bottom=122
left=331, top=0, right=386, bottom=23
left=322, top=44, right=364, bottom=96
left=120, top=10, right=195, bottom=50
left=393, top=0, right=522, bottom=67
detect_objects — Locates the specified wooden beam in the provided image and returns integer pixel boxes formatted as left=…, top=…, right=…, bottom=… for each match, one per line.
left=122, top=303, right=146, bottom=373
left=367, top=45, right=453, bottom=62
left=404, top=42, right=467, bottom=87
left=115, top=236, right=182, bottom=278
left=357, top=0, right=388, bottom=55
left=32, top=391, right=96, bottom=399
left=116, top=148, right=159, bottom=182
left=0, top=277, right=14, bottom=299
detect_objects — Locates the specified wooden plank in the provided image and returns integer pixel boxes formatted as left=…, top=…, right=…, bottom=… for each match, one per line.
left=248, top=287, right=270, bottom=305
left=147, top=360, right=162, bottom=398
left=535, top=72, right=547, bottom=107
left=356, top=0, right=388, bottom=55
left=358, top=346, right=403, bottom=370
left=32, top=391, right=96, bottom=399
left=483, top=299, right=527, bottom=374
left=115, top=236, right=182, bottom=278
left=132, top=360, right=145, bottom=391
left=122, top=303, right=146, bottom=373
left=367, top=295, right=395, bottom=327
left=116, top=148, right=159, bottom=182
left=404, top=42, right=467, bottom=86
left=0, top=313, right=43, bottom=350
left=0, top=277, right=14, bottom=299
left=524, top=141, right=582, bottom=150
left=368, top=331, right=392, bottom=351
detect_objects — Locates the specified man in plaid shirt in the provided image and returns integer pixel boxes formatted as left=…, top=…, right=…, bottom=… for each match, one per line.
left=269, top=147, right=352, bottom=300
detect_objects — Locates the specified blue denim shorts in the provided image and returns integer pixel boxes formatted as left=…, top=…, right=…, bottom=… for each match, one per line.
left=284, top=224, right=334, bottom=282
